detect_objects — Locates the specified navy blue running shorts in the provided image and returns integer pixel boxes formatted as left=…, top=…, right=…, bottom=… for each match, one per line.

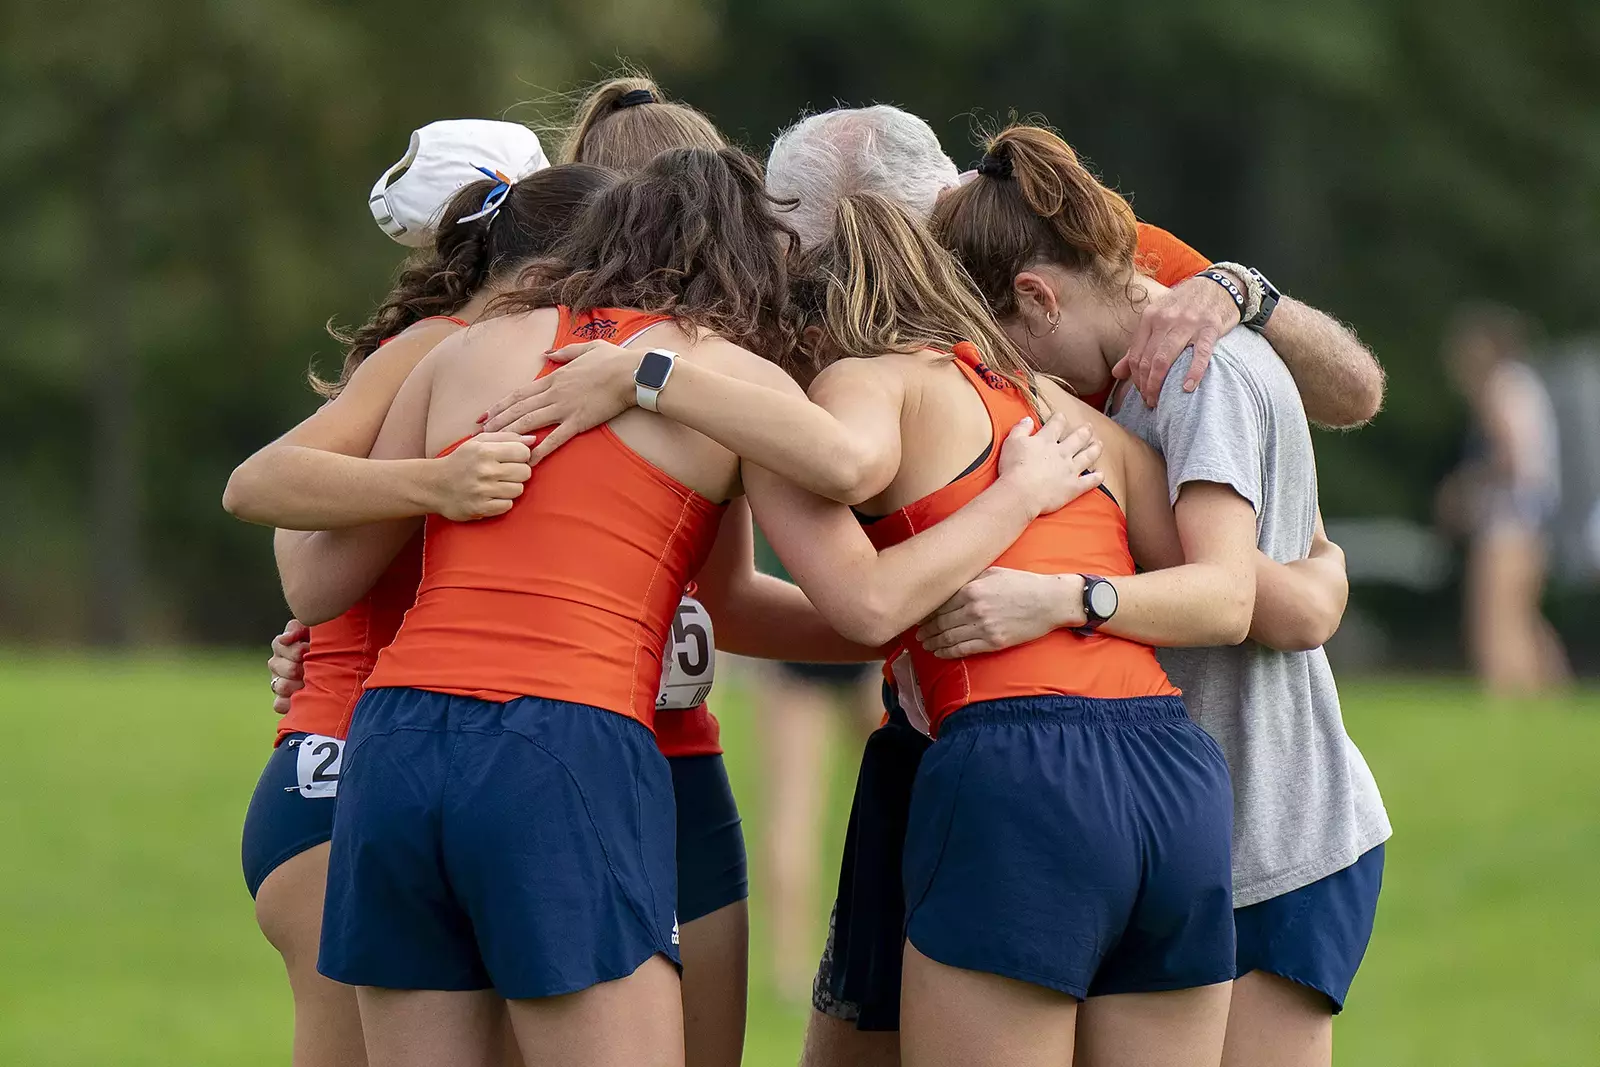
left=318, top=687, right=679, bottom=999
left=903, top=695, right=1235, bottom=999
left=240, top=732, right=344, bottom=898
left=1235, top=843, right=1385, bottom=1012
left=669, top=754, right=748, bottom=924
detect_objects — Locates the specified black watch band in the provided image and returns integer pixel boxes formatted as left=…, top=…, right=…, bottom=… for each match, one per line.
left=1073, top=574, right=1119, bottom=635
left=1244, top=267, right=1281, bottom=332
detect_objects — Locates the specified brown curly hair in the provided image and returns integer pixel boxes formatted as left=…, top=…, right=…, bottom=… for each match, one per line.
left=497, top=147, right=801, bottom=371
left=317, top=162, right=615, bottom=397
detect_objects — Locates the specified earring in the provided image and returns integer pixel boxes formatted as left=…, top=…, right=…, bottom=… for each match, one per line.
left=1048, top=309, right=1061, bottom=334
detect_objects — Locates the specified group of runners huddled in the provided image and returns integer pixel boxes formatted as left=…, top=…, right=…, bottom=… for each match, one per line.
left=225, top=71, right=1391, bottom=1067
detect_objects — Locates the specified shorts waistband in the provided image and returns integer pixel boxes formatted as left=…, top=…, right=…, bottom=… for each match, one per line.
left=358, top=686, right=651, bottom=740
left=940, top=694, right=1190, bottom=734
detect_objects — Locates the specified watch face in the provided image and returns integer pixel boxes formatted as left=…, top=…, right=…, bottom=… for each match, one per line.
left=1088, top=580, right=1118, bottom=620
left=636, top=351, right=674, bottom=390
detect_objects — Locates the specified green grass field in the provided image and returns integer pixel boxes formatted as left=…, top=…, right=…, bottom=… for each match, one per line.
left=1, top=655, right=1596, bottom=1066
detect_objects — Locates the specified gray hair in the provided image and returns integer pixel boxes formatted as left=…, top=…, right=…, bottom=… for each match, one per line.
left=766, top=105, right=961, bottom=248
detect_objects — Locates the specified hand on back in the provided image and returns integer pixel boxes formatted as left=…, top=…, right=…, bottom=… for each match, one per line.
left=996, top=413, right=1105, bottom=517
left=427, top=432, right=536, bottom=521
left=479, top=340, right=638, bottom=462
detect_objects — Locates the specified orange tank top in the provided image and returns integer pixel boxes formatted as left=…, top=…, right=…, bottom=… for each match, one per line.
left=1135, top=223, right=1209, bottom=286
left=864, top=344, right=1178, bottom=737
left=274, top=315, right=468, bottom=744
left=364, top=308, right=730, bottom=730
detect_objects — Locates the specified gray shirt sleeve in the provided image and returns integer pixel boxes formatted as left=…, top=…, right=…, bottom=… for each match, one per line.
left=1148, top=348, right=1268, bottom=512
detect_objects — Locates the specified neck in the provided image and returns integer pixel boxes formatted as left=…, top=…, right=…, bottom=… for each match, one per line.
left=1098, top=273, right=1167, bottom=376
left=450, top=282, right=503, bottom=325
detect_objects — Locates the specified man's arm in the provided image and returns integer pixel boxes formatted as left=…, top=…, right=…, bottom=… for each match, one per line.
left=1260, top=298, right=1385, bottom=429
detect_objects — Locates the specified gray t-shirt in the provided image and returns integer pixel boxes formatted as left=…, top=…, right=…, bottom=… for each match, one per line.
left=1112, top=328, right=1391, bottom=907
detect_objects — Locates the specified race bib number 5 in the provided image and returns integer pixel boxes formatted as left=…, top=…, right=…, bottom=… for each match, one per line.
left=657, top=596, right=715, bottom=710
left=292, top=734, right=344, bottom=799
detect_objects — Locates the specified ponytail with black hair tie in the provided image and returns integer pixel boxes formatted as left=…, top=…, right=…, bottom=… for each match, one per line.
left=616, top=88, right=656, bottom=109
left=975, top=151, right=1013, bottom=179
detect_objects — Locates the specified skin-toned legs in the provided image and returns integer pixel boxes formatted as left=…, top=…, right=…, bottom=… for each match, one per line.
left=680, top=901, right=749, bottom=1067
left=1219, top=971, right=1333, bottom=1067
left=356, top=988, right=503, bottom=1067
left=505, top=954, right=684, bottom=1067
left=799, top=1010, right=900, bottom=1067
left=899, top=943, right=1077, bottom=1067
left=253, top=843, right=370, bottom=1067
left=1075, top=982, right=1233, bottom=1067
left=1465, top=526, right=1570, bottom=695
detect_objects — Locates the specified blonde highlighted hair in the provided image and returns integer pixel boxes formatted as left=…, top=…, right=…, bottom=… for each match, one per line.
left=795, top=192, right=1043, bottom=412
left=561, top=72, right=724, bottom=171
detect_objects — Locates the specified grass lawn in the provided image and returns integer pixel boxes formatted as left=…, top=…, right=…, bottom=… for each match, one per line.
left=0, top=655, right=1595, bottom=1065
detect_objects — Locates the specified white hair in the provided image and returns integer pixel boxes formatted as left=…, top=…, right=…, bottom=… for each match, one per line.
left=766, top=105, right=961, bottom=248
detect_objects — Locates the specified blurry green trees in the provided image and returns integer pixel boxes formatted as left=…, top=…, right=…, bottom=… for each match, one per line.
left=2, top=0, right=1596, bottom=647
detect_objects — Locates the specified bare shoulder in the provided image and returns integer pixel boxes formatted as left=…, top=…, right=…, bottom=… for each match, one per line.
left=678, top=334, right=807, bottom=395
left=809, top=353, right=918, bottom=400
left=1038, top=378, right=1157, bottom=480
left=432, top=308, right=560, bottom=370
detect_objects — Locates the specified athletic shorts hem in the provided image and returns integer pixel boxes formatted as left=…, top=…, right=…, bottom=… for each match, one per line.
left=1239, top=965, right=1343, bottom=1014
left=244, top=832, right=333, bottom=899
left=906, top=932, right=1089, bottom=1000
left=1088, top=968, right=1240, bottom=999
left=678, top=880, right=749, bottom=926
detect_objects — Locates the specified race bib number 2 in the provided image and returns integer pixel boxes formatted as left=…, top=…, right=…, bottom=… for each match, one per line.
left=292, top=734, right=344, bottom=799
left=657, top=597, right=715, bottom=711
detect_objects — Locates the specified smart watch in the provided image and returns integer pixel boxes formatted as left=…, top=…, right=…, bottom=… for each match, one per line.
left=1074, top=574, right=1119, bottom=635
left=634, top=349, right=678, bottom=412
left=1244, top=267, right=1281, bottom=332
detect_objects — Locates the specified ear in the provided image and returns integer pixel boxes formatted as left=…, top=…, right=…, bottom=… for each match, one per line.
left=1013, top=270, right=1060, bottom=321
left=802, top=324, right=824, bottom=350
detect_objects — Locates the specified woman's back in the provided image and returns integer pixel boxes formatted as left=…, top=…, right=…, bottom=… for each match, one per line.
left=853, top=344, right=1175, bottom=735
left=367, top=307, right=739, bottom=725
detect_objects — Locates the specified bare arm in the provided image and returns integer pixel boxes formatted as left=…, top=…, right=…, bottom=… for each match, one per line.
left=746, top=414, right=1102, bottom=648
left=272, top=359, right=441, bottom=624
left=480, top=339, right=905, bottom=504
left=691, top=499, right=881, bottom=663
left=1262, top=298, right=1385, bottom=429
left=223, top=321, right=463, bottom=527
left=1248, top=514, right=1348, bottom=651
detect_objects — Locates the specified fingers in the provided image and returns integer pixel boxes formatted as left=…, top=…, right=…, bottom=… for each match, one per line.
left=1038, top=411, right=1071, bottom=444
left=1004, top=416, right=1035, bottom=442
left=530, top=421, right=584, bottom=464
left=919, top=622, right=990, bottom=654
left=543, top=340, right=600, bottom=364
left=1138, top=328, right=1186, bottom=406
left=1183, top=328, right=1220, bottom=392
left=1068, top=436, right=1104, bottom=471
left=914, top=604, right=973, bottom=645
left=932, top=638, right=998, bottom=659
left=280, top=618, right=310, bottom=644
left=1122, top=314, right=1155, bottom=385
left=481, top=379, right=554, bottom=431
left=472, top=435, right=536, bottom=464
left=1110, top=354, right=1133, bottom=381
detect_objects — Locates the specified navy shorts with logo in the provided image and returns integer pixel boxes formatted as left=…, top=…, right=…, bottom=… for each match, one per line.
left=1235, top=843, right=1385, bottom=1012
left=319, top=687, right=679, bottom=999
left=903, top=695, right=1235, bottom=999
left=669, top=754, right=748, bottom=924
left=814, top=684, right=932, bottom=1031
left=240, top=732, right=344, bottom=898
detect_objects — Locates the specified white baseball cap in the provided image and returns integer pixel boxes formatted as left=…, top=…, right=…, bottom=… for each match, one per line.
left=368, top=119, right=550, bottom=247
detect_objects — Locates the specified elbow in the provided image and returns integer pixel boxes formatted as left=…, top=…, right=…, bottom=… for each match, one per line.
left=833, top=589, right=902, bottom=648
left=1345, top=370, right=1386, bottom=427
left=825, top=456, right=877, bottom=507
left=1216, top=589, right=1255, bottom=646
left=283, top=581, right=341, bottom=628
left=222, top=464, right=254, bottom=520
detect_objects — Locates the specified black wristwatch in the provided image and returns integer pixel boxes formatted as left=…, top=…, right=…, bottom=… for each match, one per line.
left=1074, top=575, right=1119, bottom=635
left=1244, top=267, right=1280, bottom=332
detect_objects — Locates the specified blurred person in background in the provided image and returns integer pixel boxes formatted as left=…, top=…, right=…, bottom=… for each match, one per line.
left=752, top=532, right=882, bottom=1002
left=225, top=118, right=556, bottom=1067
left=1435, top=302, right=1571, bottom=695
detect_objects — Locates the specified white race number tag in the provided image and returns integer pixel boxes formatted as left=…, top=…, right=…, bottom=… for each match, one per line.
left=293, top=734, right=344, bottom=799
left=888, top=651, right=932, bottom=738
left=657, top=596, right=715, bottom=711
